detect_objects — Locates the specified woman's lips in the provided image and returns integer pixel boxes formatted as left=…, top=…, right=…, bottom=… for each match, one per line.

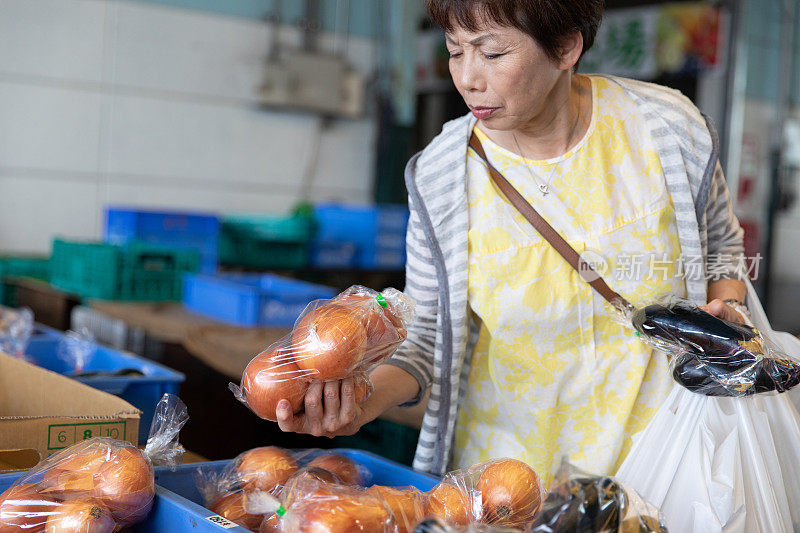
left=471, top=107, right=498, bottom=119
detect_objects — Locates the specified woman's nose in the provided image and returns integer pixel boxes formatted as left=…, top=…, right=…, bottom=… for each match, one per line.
left=456, top=56, right=486, bottom=93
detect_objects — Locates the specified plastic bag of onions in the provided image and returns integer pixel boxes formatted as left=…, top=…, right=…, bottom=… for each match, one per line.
left=194, top=447, right=371, bottom=531
left=0, top=393, right=188, bottom=532
left=245, top=475, right=398, bottom=533
left=230, top=285, right=416, bottom=421
left=423, top=458, right=544, bottom=530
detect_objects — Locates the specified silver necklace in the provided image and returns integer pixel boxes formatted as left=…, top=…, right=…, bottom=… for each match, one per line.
left=511, top=91, right=583, bottom=196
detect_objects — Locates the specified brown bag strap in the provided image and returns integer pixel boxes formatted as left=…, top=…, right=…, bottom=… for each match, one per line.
left=468, top=131, right=632, bottom=310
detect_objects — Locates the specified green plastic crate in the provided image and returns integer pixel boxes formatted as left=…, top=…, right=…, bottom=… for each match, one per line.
left=0, top=256, right=51, bottom=306
left=219, top=212, right=314, bottom=270
left=334, top=419, right=420, bottom=466
left=51, top=239, right=199, bottom=301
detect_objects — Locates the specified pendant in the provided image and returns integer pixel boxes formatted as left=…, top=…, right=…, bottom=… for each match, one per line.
left=539, top=183, right=549, bottom=195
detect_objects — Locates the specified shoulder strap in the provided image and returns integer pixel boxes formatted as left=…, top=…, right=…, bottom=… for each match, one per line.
left=468, top=131, right=632, bottom=310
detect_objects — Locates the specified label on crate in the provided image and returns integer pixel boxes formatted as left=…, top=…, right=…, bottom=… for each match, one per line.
left=47, top=422, right=127, bottom=450
left=206, top=515, right=239, bottom=529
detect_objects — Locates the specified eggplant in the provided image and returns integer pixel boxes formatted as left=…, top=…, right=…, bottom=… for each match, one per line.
left=633, top=303, right=800, bottom=396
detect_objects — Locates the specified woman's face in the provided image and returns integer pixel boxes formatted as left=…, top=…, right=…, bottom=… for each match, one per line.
left=446, top=22, right=564, bottom=131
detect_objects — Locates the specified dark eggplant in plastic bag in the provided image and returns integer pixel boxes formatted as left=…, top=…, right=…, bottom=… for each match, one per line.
left=529, top=462, right=666, bottom=533
left=631, top=302, right=800, bottom=396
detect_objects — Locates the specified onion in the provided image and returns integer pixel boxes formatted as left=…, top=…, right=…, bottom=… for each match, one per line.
left=476, top=459, right=542, bottom=527
left=292, top=304, right=368, bottom=380
left=44, top=500, right=115, bottom=533
left=40, top=444, right=154, bottom=528
left=210, top=491, right=264, bottom=531
left=237, top=447, right=298, bottom=493
left=280, top=470, right=339, bottom=510
left=242, top=349, right=310, bottom=421
left=367, top=485, right=422, bottom=533
left=0, top=484, right=59, bottom=532
left=425, top=482, right=471, bottom=526
left=285, top=491, right=393, bottom=533
left=340, top=293, right=406, bottom=365
left=306, top=454, right=363, bottom=485
left=353, top=376, right=372, bottom=404
left=259, top=513, right=282, bottom=533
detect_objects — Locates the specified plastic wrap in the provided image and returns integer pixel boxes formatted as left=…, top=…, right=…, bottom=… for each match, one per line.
left=413, top=518, right=523, bottom=532
left=0, top=393, right=187, bottom=531
left=424, top=458, right=545, bottom=529
left=230, top=285, right=415, bottom=421
left=194, top=447, right=371, bottom=532
left=275, top=478, right=397, bottom=533
left=528, top=460, right=667, bottom=532
left=0, top=306, right=33, bottom=360
left=367, top=485, right=426, bottom=533
left=615, top=296, right=800, bottom=397
left=56, top=327, right=97, bottom=374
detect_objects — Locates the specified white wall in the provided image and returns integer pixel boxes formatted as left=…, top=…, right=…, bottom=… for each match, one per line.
left=0, top=0, right=379, bottom=254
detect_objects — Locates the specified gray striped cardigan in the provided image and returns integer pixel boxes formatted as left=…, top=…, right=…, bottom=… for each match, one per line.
left=386, top=75, right=746, bottom=475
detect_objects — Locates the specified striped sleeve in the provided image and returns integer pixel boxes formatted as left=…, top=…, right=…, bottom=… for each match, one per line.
left=705, top=161, right=747, bottom=281
left=384, top=192, right=438, bottom=406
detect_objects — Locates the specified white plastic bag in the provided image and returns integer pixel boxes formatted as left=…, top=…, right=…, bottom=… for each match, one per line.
left=616, top=280, right=800, bottom=532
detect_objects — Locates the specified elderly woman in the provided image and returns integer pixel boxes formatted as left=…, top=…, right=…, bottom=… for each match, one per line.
left=277, top=0, right=748, bottom=481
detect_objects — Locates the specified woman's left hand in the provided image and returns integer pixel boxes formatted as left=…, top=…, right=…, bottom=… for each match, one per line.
left=700, top=299, right=745, bottom=324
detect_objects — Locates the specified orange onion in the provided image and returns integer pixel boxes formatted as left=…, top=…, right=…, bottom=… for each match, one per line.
left=44, top=500, right=115, bottom=533
left=353, top=375, right=372, bottom=404
left=292, top=304, right=368, bottom=380
left=476, top=459, right=542, bottom=527
left=237, top=447, right=298, bottom=493
left=286, top=491, right=393, bottom=533
left=0, top=483, right=59, bottom=532
left=306, top=454, right=362, bottom=486
left=242, top=349, right=310, bottom=421
left=367, top=485, right=423, bottom=533
left=259, top=513, right=282, bottom=533
left=339, top=293, right=406, bottom=365
left=280, top=470, right=339, bottom=510
left=425, top=482, right=472, bottom=526
left=209, top=491, right=264, bottom=531
left=40, top=445, right=154, bottom=528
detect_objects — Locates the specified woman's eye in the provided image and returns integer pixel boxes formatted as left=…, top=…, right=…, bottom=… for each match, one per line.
left=484, top=53, right=504, bottom=60
left=448, top=52, right=462, bottom=59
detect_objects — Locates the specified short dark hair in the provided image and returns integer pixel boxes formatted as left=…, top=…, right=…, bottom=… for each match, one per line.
left=427, top=0, right=604, bottom=68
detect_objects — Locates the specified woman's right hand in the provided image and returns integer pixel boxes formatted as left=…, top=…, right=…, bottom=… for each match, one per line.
left=275, top=377, right=369, bottom=437
left=274, top=364, right=421, bottom=438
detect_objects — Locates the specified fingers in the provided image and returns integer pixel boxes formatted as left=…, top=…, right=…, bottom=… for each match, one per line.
left=322, top=381, right=341, bottom=434
left=303, top=381, right=325, bottom=436
left=339, top=378, right=357, bottom=427
left=276, top=399, right=301, bottom=433
left=703, top=299, right=744, bottom=324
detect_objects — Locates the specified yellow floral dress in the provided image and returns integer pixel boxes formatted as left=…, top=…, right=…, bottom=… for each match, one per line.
left=453, top=76, right=687, bottom=485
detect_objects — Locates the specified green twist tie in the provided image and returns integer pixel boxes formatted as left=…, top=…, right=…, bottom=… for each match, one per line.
left=276, top=505, right=287, bottom=517
left=635, top=331, right=641, bottom=337
left=376, top=294, right=388, bottom=308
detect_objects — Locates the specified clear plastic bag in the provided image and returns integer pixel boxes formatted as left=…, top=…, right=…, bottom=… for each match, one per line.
left=0, top=306, right=33, bottom=359
left=57, top=327, right=97, bottom=374
left=0, top=393, right=188, bottom=531
left=615, top=280, right=800, bottom=532
left=528, top=460, right=667, bottom=532
left=616, top=295, right=800, bottom=397
left=230, top=285, right=415, bottom=421
left=413, top=518, right=524, bottom=532
left=424, top=458, right=545, bottom=530
left=194, top=447, right=372, bottom=532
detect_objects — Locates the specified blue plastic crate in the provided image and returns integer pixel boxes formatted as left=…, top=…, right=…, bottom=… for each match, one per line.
left=104, top=206, right=220, bottom=274
left=358, top=245, right=407, bottom=270
left=153, top=449, right=439, bottom=505
left=310, top=241, right=358, bottom=269
left=183, top=273, right=338, bottom=327
left=313, top=204, right=409, bottom=247
left=23, top=337, right=185, bottom=444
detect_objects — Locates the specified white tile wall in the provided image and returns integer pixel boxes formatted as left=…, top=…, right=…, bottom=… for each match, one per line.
left=0, top=175, right=98, bottom=253
left=0, top=82, right=104, bottom=173
left=0, top=0, right=106, bottom=83
left=0, top=0, right=379, bottom=254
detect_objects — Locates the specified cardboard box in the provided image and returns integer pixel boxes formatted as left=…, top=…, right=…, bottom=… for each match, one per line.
left=0, top=352, right=140, bottom=472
